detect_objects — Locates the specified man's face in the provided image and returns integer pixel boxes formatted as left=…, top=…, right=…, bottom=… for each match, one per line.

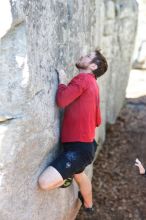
left=76, top=52, right=96, bottom=69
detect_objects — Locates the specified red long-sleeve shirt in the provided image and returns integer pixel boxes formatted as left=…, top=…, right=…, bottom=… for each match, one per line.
left=56, top=73, right=101, bottom=143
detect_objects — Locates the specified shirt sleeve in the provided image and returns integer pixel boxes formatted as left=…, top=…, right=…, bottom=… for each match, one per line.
left=56, top=74, right=87, bottom=108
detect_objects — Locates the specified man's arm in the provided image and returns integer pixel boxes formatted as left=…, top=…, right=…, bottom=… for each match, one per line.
left=96, top=94, right=101, bottom=127
left=56, top=72, right=87, bottom=108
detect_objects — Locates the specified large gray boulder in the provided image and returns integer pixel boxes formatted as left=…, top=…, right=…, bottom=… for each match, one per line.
left=132, top=0, right=146, bottom=69
left=0, top=0, right=138, bottom=219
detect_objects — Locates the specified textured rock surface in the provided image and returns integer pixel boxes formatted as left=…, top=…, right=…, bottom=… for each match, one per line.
left=133, top=0, right=146, bottom=69
left=0, top=0, right=137, bottom=220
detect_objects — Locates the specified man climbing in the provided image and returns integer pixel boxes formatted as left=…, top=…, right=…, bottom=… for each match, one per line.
left=38, top=49, right=108, bottom=212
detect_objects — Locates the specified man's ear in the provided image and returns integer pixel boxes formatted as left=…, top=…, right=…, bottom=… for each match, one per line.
left=89, top=63, right=98, bottom=71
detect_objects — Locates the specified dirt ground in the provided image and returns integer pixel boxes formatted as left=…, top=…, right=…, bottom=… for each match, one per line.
left=76, top=70, right=146, bottom=220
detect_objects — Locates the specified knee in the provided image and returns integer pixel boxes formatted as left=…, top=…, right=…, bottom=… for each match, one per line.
left=38, top=175, right=49, bottom=190
left=74, top=172, right=84, bottom=183
left=38, top=166, right=64, bottom=190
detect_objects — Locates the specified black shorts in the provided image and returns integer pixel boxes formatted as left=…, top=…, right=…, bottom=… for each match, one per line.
left=50, top=140, right=98, bottom=180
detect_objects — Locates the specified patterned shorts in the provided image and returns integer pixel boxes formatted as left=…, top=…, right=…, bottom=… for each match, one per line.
left=50, top=140, right=98, bottom=179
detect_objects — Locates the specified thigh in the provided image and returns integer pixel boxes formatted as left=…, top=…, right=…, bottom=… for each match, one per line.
left=50, top=150, right=82, bottom=180
left=38, top=166, right=64, bottom=190
left=40, top=166, right=63, bottom=182
left=64, top=142, right=96, bottom=175
left=50, top=142, right=96, bottom=180
left=64, top=148, right=93, bottom=176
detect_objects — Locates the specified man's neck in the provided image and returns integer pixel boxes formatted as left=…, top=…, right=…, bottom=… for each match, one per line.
left=78, top=69, right=92, bottom=74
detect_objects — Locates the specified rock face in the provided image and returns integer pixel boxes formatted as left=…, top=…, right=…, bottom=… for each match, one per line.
left=132, top=0, right=146, bottom=69
left=0, top=0, right=138, bottom=220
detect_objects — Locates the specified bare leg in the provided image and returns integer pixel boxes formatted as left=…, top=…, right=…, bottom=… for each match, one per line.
left=38, top=166, right=65, bottom=190
left=74, top=172, right=92, bottom=208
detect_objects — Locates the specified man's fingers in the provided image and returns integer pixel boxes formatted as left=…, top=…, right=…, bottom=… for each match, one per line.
left=55, top=69, right=67, bottom=84
left=135, top=162, right=141, bottom=166
left=59, top=69, right=66, bottom=75
left=135, top=158, right=141, bottom=164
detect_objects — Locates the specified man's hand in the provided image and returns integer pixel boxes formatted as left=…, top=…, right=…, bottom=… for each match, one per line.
left=135, top=158, right=145, bottom=174
left=55, top=69, right=67, bottom=84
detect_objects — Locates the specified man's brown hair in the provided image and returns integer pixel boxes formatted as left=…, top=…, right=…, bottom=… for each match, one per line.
left=91, top=49, right=108, bottom=79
